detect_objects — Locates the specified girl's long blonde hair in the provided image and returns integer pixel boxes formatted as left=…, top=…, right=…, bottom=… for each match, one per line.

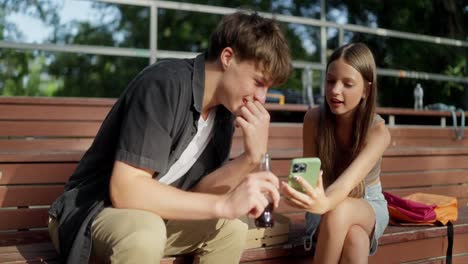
left=317, top=43, right=377, bottom=198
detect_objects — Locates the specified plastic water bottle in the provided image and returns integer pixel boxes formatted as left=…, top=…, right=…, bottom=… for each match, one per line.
left=414, top=83, right=424, bottom=110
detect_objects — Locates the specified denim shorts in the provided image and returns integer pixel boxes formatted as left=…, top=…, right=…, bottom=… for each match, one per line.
left=365, top=183, right=389, bottom=255
left=304, top=182, right=389, bottom=256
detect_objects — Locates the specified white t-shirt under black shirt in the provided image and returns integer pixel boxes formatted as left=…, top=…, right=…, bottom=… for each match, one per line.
left=159, top=110, right=216, bottom=185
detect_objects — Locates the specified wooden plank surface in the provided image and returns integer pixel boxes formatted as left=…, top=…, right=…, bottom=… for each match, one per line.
left=0, top=97, right=467, bottom=264
left=372, top=233, right=468, bottom=263
left=0, top=163, right=75, bottom=184
left=0, top=242, right=59, bottom=263
left=0, top=139, right=93, bottom=152
left=0, top=105, right=110, bottom=121
left=382, top=155, right=468, bottom=172
left=0, top=186, right=64, bottom=207
left=381, top=169, right=468, bottom=188
left=0, top=230, right=50, bottom=247
left=390, top=138, right=468, bottom=148
left=0, top=96, right=115, bottom=106
left=0, top=208, right=49, bottom=230
left=0, top=121, right=102, bottom=137
left=0, top=152, right=84, bottom=163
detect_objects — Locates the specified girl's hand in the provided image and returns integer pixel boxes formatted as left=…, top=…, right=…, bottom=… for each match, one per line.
left=280, top=171, right=330, bottom=214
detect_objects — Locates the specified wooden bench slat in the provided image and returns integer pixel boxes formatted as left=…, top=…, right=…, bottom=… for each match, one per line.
left=459, top=198, right=468, bottom=208
left=0, top=105, right=109, bottom=121
left=0, top=242, right=59, bottom=263
left=0, top=121, right=102, bottom=137
left=381, top=169, right=468, bottom=188
left=369, top=235, right=467, bottom=263
left=0, top=97, right=467, bottom=263
left=0, top=208, right=49, bottom=230
left=239, top=244, right=307, bottom=262
left=0, top=139, right=93, bottom=152
left=389, top=127, right=460, bottom=138
left=390, top=138, right=468, bottom=148
left=0, top=230, right=50, bottom=247
left=452, top=254, right=468, bottom=264
left=385, top=147, right=468, bottom=156
left=0, top=96, right=116, bottom=106
left=0, top=164, right=75, bottom=185
left=0, top=186, right=63, bottom=207
left=382, top=155, right=468, bottom=172
left=378, top=107, right=468, bottom=117
left=0, top=152, right=84, bottom=163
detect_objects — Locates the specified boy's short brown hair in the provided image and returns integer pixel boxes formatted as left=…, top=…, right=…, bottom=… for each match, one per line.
left=207, top=10, right=292, bottom=86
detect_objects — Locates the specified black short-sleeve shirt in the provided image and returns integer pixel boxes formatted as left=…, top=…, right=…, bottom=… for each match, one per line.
left=49, top=53, right=235, bottom=264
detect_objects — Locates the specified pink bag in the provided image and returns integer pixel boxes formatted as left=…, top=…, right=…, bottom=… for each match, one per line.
left=383, top=191, right=437, bottom=224
left=383, top=191, right=458, bottom=264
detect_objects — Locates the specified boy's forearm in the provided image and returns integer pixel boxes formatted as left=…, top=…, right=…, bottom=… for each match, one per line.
left=191, top=153, right=259, bottom=194
left=111, top=174, right=225, bottom=220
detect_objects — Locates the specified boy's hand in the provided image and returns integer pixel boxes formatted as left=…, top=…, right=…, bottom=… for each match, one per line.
left=216, top=171, right=280, bottom=219
left=235, top=99, right=270, bottom=165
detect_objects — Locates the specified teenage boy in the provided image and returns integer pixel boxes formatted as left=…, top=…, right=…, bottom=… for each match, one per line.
left=49, top=10, right=291, bottom=264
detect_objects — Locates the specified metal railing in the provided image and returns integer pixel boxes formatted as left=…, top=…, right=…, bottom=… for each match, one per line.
left=1, top=0, right=467, bottom=96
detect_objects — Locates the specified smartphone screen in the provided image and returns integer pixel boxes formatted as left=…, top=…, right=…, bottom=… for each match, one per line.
left=288, top=157, right=321, bottom=192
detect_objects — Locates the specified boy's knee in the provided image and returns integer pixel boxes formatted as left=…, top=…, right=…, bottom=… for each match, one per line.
left=111, top=210, right=167, bottom=248
left=122, top=230, right=167, bottom=255
left=219, top=218, right=248, bottom=246
left=92, top=209, right=167, bottom=262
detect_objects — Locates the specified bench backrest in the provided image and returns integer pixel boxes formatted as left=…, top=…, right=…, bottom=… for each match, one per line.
left=1, top=97, right=467, bottom=242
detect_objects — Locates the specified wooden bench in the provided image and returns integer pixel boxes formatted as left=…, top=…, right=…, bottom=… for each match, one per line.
left=268, top=103, right=468, bottom=127
left=1, top=97, right=468, bottom=263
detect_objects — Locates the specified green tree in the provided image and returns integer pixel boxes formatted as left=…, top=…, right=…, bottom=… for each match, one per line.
left=327, top=0, right=467, bottom=108
left=45, top=0, right=321, bottom=97
left=0, top=1, right=61, bottom=96
left=2, top=0, right=467, bottom=109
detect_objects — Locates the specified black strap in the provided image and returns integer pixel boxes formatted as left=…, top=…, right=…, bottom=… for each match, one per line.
left=446, top=221, right=454, bottom=264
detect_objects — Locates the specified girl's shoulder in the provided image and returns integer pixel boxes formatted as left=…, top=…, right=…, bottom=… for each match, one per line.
left=304, top=106, right=320, bottom=125
left=369, top=114, right=391, bottom=142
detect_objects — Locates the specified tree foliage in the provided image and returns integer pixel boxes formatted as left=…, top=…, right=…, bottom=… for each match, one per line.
left=1, top=0, right=467, bottom=108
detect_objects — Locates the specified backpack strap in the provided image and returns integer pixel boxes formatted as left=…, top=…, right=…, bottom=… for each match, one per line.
left=446, top=221, right=454, bottom=264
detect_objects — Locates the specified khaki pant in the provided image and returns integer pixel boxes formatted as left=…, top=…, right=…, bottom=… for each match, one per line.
left=49, top=208, right=248, bottom=264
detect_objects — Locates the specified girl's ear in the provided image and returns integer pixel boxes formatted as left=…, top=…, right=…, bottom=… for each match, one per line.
left=220, top=47, right=235, bottom=70
left=363, top=81, right=372, bottom=99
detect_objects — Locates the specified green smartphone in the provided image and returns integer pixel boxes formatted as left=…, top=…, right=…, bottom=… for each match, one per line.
left=288, top=157, right=321, bottom=192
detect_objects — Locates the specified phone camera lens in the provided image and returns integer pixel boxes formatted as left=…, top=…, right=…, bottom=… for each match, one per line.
left=293, top=163, right=307, bottom=173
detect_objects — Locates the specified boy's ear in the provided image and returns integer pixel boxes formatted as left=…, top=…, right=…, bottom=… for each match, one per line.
left=220, top=47, right=235, bottom=70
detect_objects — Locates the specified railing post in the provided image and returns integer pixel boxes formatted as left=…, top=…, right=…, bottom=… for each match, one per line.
left=150, top=1, right=158, bottom=65
left=441, top=117, right=446, bottom=127
left=320, top=0, right=326, bottom=97
left=389, top=115, right=395, bottom=126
